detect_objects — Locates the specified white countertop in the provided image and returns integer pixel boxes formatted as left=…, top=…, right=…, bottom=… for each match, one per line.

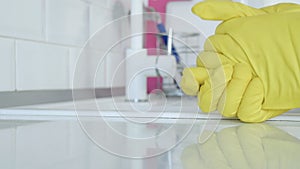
left=1, top=96, right=300, bottom=122
left=1, top=96, right=300, bottom=169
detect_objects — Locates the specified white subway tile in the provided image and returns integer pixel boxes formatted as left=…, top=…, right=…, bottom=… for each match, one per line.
left=94, top=55, right=107, bottom=88
left=107, top=0, right=128, bottom=19
left=0, top=0, right=16, bottom=37
left=89, top=0, right=130, bottom=35
left=69, top=48, right=81, bottom=89
left=87, top=14, right=126, bottom=57
left=70, top=47, right=106, bottom=89
left=88, top=3, right=128, bottom=88
left=83, top=0, right=108, bottom=8
left=89, top=2, right=128, bottom=53
left=105, top=52, right=125, bottom=87
left=15, top=0, right=45, bottom=40
left=0, top=0, right=44, bottom=40
left=118, top=0, right=131, bottom=11
left=0, top=38, right=15, bottom=91
left=69, top=48, right=92, bottom=89
left=16, top=40, right=69, bottom=90
left=46, top=0, right=89, bottom=47
left=89, top=6, right=111, bottom=37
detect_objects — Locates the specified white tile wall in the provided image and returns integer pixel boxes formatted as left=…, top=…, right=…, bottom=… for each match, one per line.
left=88, top=10, right=125, bottom=53
left=0, top=0, right=44, bottom=40
left=109, top=0, right=131, bottom=12
left=94, top=51, right=107, bottom=88
left=83, top=0, right=109, bottom=8
left=0, top=38, right=15, bottom=91
left=15, top=0, right=45, bottom=41
left=0, top=0, right=16, bottom=37
left=88, top=1, right=129, bottom=88
left=0, top=0, right=128, bottom=91
left=46, top=0, right=89, bottom=47
left=70, top=48, right=107, bottom=88
left=89, top=6, right=112, bottom=37
left=89, top=0, right=130, bottom=52
left=88, top=5, right=114, bottom=88
left=16, top=41, right=69, bottom=90
left=106, top=52, right=125, bottom=87
left=82, top=0, right=130, bottom=10
left=69, top=48, right=81, bottom=88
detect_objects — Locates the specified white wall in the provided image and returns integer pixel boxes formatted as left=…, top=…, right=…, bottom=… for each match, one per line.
left=0, top=0, right=129, bottom=91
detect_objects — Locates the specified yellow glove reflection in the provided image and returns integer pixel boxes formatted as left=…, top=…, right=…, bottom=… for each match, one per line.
left=180, top=1, right=300, bottom=122
left=181, top=124, right=300, bottom=169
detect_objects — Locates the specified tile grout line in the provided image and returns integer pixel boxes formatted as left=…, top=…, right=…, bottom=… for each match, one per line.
left=0, top=35, right=83, bottom=49
left=68, top=48, right=72, bottom=89
left=42, top=0, right=47, bottom=42
left=13, top=40, right=17, bottom=92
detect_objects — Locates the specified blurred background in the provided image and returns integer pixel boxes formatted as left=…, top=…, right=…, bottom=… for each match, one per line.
left=2, top=0, right=298, bottom=107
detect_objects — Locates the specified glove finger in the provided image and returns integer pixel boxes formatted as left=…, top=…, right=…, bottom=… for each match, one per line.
left=192, top=1, right=265, bottom=21
left=237, top=78, right=287, bottom=122
left=217, top=63, right=252, bottom=117
left=181, top=67, right=209, bottom=96
left=261, top=3, right=300, bottom=13
left=199, top=65, right=233, bottom=112
left=204, top=35, right=249, bottom=64
left=197, top=51, right=232, bottom=69
left=240, top=108, right=287, bottom=123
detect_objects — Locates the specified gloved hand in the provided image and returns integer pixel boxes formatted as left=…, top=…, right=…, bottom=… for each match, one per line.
left=181, top=124, right=300, bottom=169
left=180, top=1, right=300, bottom=122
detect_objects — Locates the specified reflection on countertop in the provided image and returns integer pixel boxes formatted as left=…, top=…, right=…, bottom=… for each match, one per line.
left=181, top=123, right=300, bottom=169
left=0, top=118, right=300, bottom=169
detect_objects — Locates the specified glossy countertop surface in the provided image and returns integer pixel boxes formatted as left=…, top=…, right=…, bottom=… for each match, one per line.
left=0, top=119, right=300, bottom=169
left=1, top=96, right=300, bottom=121
left=0, top=96, right=200, bottom=120
left=1, top=96, right=300, bottom=169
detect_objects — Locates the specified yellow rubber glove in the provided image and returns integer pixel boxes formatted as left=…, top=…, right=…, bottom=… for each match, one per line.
left=180, top=1, right=300, bottom=122
left=181, top=124, right=300, bottom=169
